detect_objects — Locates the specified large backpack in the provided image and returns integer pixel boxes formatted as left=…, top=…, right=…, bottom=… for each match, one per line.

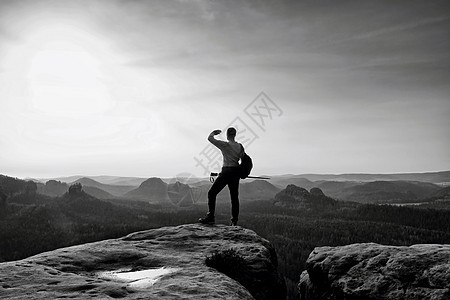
left=239, top=145, right=253, bottom=179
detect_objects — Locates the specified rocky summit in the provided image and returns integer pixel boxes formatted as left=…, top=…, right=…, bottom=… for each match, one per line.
left=0, top=224, right=285, bottom=299
left=298, top=243, right=450, bottom=300
left=273, top=184, right=337, bottom=210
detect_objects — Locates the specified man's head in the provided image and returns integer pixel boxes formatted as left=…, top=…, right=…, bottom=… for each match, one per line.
left=227, top=127, right=237, bottom=140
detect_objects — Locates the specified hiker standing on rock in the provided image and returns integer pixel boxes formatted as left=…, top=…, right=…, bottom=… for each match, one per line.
left=199, top=127, right=244, bottom=226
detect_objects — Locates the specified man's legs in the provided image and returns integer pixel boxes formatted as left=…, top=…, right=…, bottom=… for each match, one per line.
left=228, top=174, right=240, bottom=225
left=199, top=174, right=227, bottom=224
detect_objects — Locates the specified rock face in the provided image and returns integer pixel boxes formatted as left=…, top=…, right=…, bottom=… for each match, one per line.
left=0, top=224, right=285, bottom=299
left=299, top=243, right=450, bottom=300
left=274, top=185, right=337, bottom=209
left=68, top=183, right=83, bottom=195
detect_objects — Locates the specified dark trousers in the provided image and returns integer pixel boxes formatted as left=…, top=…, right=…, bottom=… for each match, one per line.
left=208, top=167, right=240, bottom=222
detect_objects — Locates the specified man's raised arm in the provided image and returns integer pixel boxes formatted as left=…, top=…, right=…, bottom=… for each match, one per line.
left=208, top=129, right=224, bottom=147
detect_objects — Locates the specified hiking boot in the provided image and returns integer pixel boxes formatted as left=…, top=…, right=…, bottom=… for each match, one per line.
left=199, top=215, right=215, bottom=225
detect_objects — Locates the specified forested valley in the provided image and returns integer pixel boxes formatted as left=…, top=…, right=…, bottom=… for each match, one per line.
left=1, top=176, right=450, bottom=299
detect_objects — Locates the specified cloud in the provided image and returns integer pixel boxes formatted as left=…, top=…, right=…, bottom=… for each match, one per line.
left=1, top=0, right=449, bottom=177
left=351, top=16, right=449, bottom=40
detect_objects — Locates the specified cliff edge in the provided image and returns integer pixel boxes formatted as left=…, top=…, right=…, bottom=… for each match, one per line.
left=0, top=224, right=285, bottom=299
left=299, top=243, right=450, bottom=300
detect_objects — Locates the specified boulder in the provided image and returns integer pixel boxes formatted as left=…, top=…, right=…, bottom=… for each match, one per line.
left=299, top=243, right=450, bottom=300
left=0, top=224, right=285, bottom=299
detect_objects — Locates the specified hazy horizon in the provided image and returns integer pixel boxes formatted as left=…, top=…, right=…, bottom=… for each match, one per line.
left=6, top=170, right=449, bottom=184
left=1, top=0, right=449, bottom=179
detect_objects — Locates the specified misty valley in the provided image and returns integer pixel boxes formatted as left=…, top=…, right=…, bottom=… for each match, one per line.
left=1, top=172, right=450, bottom=299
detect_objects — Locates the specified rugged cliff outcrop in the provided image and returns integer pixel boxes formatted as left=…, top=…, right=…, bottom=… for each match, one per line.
left=0, top=224, right=285, bottom=299
left=299, top=243, right=450, bottom=300
left=274, top=185, right=337, bottom=210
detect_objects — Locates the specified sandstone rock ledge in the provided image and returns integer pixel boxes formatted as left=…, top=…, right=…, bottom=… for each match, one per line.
left=299, top=243, right=450, bottom=300
left=0, top=224, right=285, bottom=299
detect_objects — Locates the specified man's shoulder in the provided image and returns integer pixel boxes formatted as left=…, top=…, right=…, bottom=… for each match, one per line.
left=228, top=142, right=243, bottom=153
left=209, top=138, right=227, bottom=148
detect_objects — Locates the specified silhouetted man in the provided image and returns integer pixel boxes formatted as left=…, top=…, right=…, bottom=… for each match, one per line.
left=199, top=127, right=243, bottom=226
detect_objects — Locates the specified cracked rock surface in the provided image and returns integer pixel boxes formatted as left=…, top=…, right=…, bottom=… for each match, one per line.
left=0, top=224, right=285, bottom=299
left=299, top=243, right=450, bottom=300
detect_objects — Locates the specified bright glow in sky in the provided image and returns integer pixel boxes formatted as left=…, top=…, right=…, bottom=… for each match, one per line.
left=26, top=24, right=111, bottom=114
left=0, top=0, right=449, bottom=179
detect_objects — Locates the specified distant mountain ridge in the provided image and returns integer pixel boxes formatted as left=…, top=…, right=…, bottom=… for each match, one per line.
left=4, top=170, right=450, bottom=205
left=35, top=179, right=114, bottom=200
left=32, top=171, right=450, bottom=187
left=124, top=177, right=170, bottom=204
left=310, top=180, right=441, bottom=203
left=268, top=172, right=449, bottom=204
left=270, top=171, right=450, bottom=185
left=73, top=177, right=135, bottom=197
left=239, top=180, right=281, bottom=201
left=338, top=181, right=440, bottom=203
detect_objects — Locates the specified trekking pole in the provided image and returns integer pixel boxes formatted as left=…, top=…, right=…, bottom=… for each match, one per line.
left=209, top=172, right=270, bottom=182
left=247, top=175, right=271, bottom=179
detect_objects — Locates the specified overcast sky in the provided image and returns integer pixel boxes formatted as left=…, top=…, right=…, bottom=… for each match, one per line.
left=1, top=0, right=449, bottom=179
